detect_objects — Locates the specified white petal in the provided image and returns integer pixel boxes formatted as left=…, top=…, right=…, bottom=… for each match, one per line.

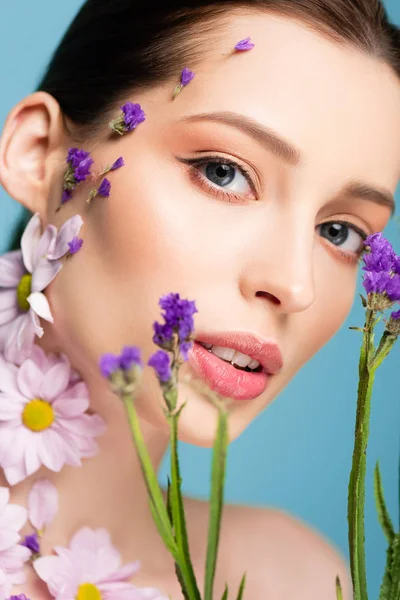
left=0, top=250, right=25, bottom=287
left=31, top=258, right=62, bottom=293
left=27, top=292, right=53, bottom=323
left=32, top=224, right=57, bottom=269
left=21, top=213, right=41, bottom=274
left=28, top=478, right=59, bottom=530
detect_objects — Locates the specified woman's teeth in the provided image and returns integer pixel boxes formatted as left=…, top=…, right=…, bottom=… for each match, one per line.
left=199, top=343, right=261, bottom=371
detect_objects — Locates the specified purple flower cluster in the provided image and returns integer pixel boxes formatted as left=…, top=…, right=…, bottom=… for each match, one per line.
left=61, top=148, right=94, bottom=205
left=21, top=532, right=40, bottom=554
left=362, top=233, right=400, bottom=304
left=100, top=346, right=143, bottom=379
left=148, top=349, right=172, bottom=383
left=109, top=103, right=146, bottom=135
left=67, top=236, right=84, bottom=255
left=151, top=293, right=197, bottom=361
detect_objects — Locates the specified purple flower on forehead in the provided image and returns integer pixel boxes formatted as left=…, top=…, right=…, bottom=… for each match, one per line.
left=67, top=236, right=84, bottom=255
left=110, top=156, right=125, bottom=171
left=234, top=36, right=255, bottom=51
left=121, top=102, right=146, bottom=131
left=97, top=178, right=111, bottom=197
left=21, top=532, right=40, bottom=554
left=120, top=346, right=143, bottom=370
left=181, top=67, right=195, bottom=86
left=148, top=350, right=172, bottom=383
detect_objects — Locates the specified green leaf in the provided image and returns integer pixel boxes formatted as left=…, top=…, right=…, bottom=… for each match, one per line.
left=204, top=407, right=229, bottom=600
left=221, top=584, right=229, bottom=600
left=374, top=462, right=395, bottom=544
left=236, top=573, right=247, bottom=600
left=122, top=395, right=178, bottom=559
left=378, top=542, right=394, bottom=600
left=175, top=562, right=191, bottom=600
left=168, top=409, right=202, bottom=600
left=359, top=294, right=368, bottom=308
left=166, top=476, right=173, bottom=526
left=388, top=534, right=400, bottom=600
left=336, top=576, right=343, bottom=600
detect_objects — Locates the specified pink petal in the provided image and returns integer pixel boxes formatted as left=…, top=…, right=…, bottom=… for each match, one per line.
left=0, top=356, right=21, bottom=397
left=0, top=250, right=25, bottom=287
left=27, top=292, right=53, bottom=323
left=0, top=289, right=19, bottom=326
left=24, top=438, right=41, bottom=478
left=49, top=215, right=84, bottom=260
left=0, top=395, right=23, bottom=420
left=58, top=414, right=106, bottom=438
left=38, top=429, right=81, bottom=471
left=0, top=528, right=19, bottom=551
left=0, top=503, right=27, bottom=532
left=3, top=314, right=36, bottom=364
left=33, top=555, right=61, bottom=583
left=8, top=569, right=27, bottom=585
left=28, top=478, right=59, bottom=531
left=3, top=463, right=27, bottom=486
left=53, top=396, right=89, bottom=418
left=21, top=213, right=42, bottom=274
left=0, top=488, right=10, bottom=512
left=0, top=426, right=30, bottom=468
left=17, top=356, right=43, bottom=398
left=40, top=359, right=70, bottom=401
left=98, top=561, right=141, bottom=584
left=31, top=258, right=62, bottom=293
left=32, top=224, right=57, bottom=270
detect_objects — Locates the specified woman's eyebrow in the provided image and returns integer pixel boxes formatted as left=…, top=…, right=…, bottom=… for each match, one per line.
left=179, top=110, right=396, bottom=217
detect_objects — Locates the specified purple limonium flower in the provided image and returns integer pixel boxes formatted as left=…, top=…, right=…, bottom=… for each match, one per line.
left=148, top=350, right=172, bottom=383
left=234, top=36, right=255, bottom=51
left=97, top=178, right=111, bottom=198
left=99, top=354, right=121, bottom=378
left=362, top=232, right=396, bottom=273
left=119, top=346, right=143, bottom=370
left=110, top=156, right=125, bottom=171
left=181, top=67, right=195, bottom=87
left=61, top=148, right=94, bottom=207
left=67, top=236, right=84, bottom=255
left=61, top=189, right=73, bottom=205
left=8, top=595, right=30, bottom=600
left=21, top=532, right=40, bottom=554
left=109, top=103, right=146, bottom=135
left=152, top=293, right=198, bottom=359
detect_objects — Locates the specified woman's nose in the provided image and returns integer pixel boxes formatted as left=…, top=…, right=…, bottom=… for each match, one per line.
left=239, top=218, right=317, bottom=315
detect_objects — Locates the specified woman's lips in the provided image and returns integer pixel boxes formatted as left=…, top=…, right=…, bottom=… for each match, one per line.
left=187, top=342, right=271, bottom=401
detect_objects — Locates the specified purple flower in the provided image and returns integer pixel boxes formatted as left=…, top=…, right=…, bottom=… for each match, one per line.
left=234, top=37, right=255, bottom=51
left=8, top=595, right=30, bottom=600
left=391, top=309, right=400, bottom=320
left=21, top=532, right=40, bottom=554
left=67, top=148, right=90, bottom=168
left=152, top=293, right=197, bottom=360
left=110, top=156, right=125, bottom=171
left=121, top=103, right=146, bottom=131
left=119, top=346, right=143, bottom=370
left=362, top=270, right=392, bottom=295
left=148, top=350, right=172, bottom=383
left=73, top=156, right=93, bottom=182
left=61, top=189, right=73, bottom=204
left=99, top=354, right=121, bottom=378
left=181, top=67, right=195, bottom=87
left=386, top=274, right=400, bottom=302
left=67, top=236, right=84, bottom=255
left=98, top=178, right=111, bottom=198
left=362, top=233, right=396, bottom=273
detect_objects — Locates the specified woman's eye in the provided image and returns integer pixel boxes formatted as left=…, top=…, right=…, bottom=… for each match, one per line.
left=317, top=221, right=367, bottom=255
left=179, top=156, right=257, bottom=202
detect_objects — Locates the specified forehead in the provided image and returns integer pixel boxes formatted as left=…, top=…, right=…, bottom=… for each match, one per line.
left=174, top=12, right=400, bottom=189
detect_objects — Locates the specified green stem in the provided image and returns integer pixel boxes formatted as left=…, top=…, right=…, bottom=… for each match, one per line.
left=348, top=308, right=376, bottom=600
left=122, top=394, right=178, bottom=558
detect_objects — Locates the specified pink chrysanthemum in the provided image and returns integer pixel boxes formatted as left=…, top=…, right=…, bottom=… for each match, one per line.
left=0, top=345, right=106, bottom=486
left=0, top=487, right=31, bottom=599
left=0, top=214, right=83, bottom=364
left=33, top=527, right=169, bottom=600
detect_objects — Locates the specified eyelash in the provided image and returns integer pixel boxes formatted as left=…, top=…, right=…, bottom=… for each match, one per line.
left=179, top=154, right=368, bottom=266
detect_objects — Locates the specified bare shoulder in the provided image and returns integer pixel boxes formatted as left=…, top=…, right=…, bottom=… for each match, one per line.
left=184, top=497, right=352, bottom=600
left=217, top=503, right=353, bottom=600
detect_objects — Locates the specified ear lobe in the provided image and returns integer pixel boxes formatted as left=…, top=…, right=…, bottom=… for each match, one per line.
left=0, top=91, right=64, bottom=217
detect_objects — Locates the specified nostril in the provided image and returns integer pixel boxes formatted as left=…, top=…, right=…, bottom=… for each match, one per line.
left=255, top=291, right=281, bottom=305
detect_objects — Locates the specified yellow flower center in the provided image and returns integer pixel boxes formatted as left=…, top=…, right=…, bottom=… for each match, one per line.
left=76, top=583, right=102, bottom=600
left=16, top=273, right=32, bottom=311
left=22, top=399, right=55, bottom=432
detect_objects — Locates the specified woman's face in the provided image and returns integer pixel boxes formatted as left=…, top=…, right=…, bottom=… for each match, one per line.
left=41, top=12, right=400, bottom=445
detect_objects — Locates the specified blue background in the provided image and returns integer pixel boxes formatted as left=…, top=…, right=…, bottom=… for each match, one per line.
left=1, top=2, right=399, bottom=596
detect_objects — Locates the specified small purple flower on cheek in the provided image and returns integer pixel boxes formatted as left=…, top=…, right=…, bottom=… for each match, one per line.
left=234, top=36, right=255, bottom=51
left=67, top=236, right=84, bottom=255
left=98, top=178, right=111, bottom=197
left=110, top=156, right=125, bottom=171
left=61, top=189, right=73, bottom=205
left=181, top=67, right=195, bottom=86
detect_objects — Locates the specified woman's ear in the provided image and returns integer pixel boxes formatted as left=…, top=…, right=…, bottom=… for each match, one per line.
left=0, top=91, right=65, bottom=218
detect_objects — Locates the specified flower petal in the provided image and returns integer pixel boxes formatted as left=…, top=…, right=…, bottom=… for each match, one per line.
left=0, top=250, right=25, bottom=287
left=49, top=215, right=84, bottom=261
left=3, top=313, right=36, bottom=365
left=31, top=258, right=62, bottom=293
left=21, top=213, right=42, bottom=274
left=28, top=478, right=59, bottom=531
left=24, top=438, right=41, bottom=478
left=32, top=224, right=57, bottom=269
left=1, top=503, right=27, bottom=532
left=0, top=290, right=19, bottom=326
left=0, top=528, right=20, bottom=551
left=0, top=355, right=20, bottom=397
left=17, top=356, right=43, bottom=398
left=27, top=292, right=53, bottom=323
left=40, top=358, right=70, bottom=401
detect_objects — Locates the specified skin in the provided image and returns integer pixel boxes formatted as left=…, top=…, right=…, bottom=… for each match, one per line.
left=0, top=10, right=400, bottom=599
